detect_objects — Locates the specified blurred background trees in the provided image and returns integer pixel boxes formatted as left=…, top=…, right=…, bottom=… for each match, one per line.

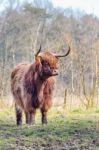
left=0, top=0, right=99, bottom=110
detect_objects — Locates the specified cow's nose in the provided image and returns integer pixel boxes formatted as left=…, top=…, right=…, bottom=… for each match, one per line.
left=52, top=69, right=58, bottom=76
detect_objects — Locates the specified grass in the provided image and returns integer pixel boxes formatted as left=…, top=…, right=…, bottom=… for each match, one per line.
left=0, top=108, right=99, bottom=150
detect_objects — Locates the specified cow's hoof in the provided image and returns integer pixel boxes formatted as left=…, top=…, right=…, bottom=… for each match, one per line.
left=42, top=119, right=47, bottom=124
left=17, top=120, right=22, bottom=125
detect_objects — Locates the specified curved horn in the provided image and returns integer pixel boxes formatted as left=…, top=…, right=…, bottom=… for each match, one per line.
left=55, top=46, right=70, bottom=58
left=35, top=45, right=41, bottom=57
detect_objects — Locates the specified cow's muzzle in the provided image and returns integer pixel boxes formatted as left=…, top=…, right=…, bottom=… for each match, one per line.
left=52, top=69, right=58, bottom=76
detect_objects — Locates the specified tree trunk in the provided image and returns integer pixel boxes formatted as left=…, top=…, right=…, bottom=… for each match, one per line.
left=63, top=89, right=67, bottom=109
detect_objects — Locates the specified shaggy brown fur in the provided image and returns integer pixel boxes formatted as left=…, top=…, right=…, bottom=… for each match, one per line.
left=11, top=48, right=70, bottom=125
left=11, top=52, right=58, bottom=125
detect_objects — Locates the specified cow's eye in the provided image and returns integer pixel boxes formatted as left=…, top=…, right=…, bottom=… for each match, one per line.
left=41, top=60, right=49, bottom=66
left=44, top=62, right=49, bottom=66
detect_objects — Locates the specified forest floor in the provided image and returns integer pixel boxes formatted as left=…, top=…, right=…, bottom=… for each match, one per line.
left=0, top=107, right=99, bottom=150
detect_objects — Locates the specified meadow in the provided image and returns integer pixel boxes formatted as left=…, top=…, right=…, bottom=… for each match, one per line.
left=0, top=107, right=99, bottom=150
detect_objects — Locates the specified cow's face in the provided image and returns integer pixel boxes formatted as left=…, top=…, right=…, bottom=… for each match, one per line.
left=36, top=52, right=59, bottom=79
left=41, top=55, right=58, bottom=77
left=35, top=46, right=70, bottom=79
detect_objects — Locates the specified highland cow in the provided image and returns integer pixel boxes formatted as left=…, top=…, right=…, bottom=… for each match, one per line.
left=11, top=46, right=70, bottom=125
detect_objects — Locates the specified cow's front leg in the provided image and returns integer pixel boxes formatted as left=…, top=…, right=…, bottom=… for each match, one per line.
left=30, top=110, right=36, bottom=124
left=25, top=110, right=36, bottom=125
left=41, top=109, right=47, bottom=124
left=25, top=112, right=30, bottom=124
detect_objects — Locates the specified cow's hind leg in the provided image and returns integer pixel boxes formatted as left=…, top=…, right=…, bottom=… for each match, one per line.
left=15, top=104, right=22, bottom=125
left=40, top=109, right=47, bottom=124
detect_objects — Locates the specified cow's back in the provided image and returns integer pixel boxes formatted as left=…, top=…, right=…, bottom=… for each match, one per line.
left=11, top=63, right=30, bottom=80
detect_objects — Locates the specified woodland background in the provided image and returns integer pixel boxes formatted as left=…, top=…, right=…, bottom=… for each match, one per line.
left=0, top=0, right=99, bottom=110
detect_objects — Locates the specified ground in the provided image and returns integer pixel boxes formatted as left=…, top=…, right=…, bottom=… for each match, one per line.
left=0, top=108, right=99, bottom=150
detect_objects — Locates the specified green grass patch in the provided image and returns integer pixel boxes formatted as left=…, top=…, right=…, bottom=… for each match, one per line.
left=71, top=108, right=84, bottom=114
left=0, top=108, right=99, bottom=149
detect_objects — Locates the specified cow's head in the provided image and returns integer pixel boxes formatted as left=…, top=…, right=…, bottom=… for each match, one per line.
left=35, top=46, right=70, bottom=79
